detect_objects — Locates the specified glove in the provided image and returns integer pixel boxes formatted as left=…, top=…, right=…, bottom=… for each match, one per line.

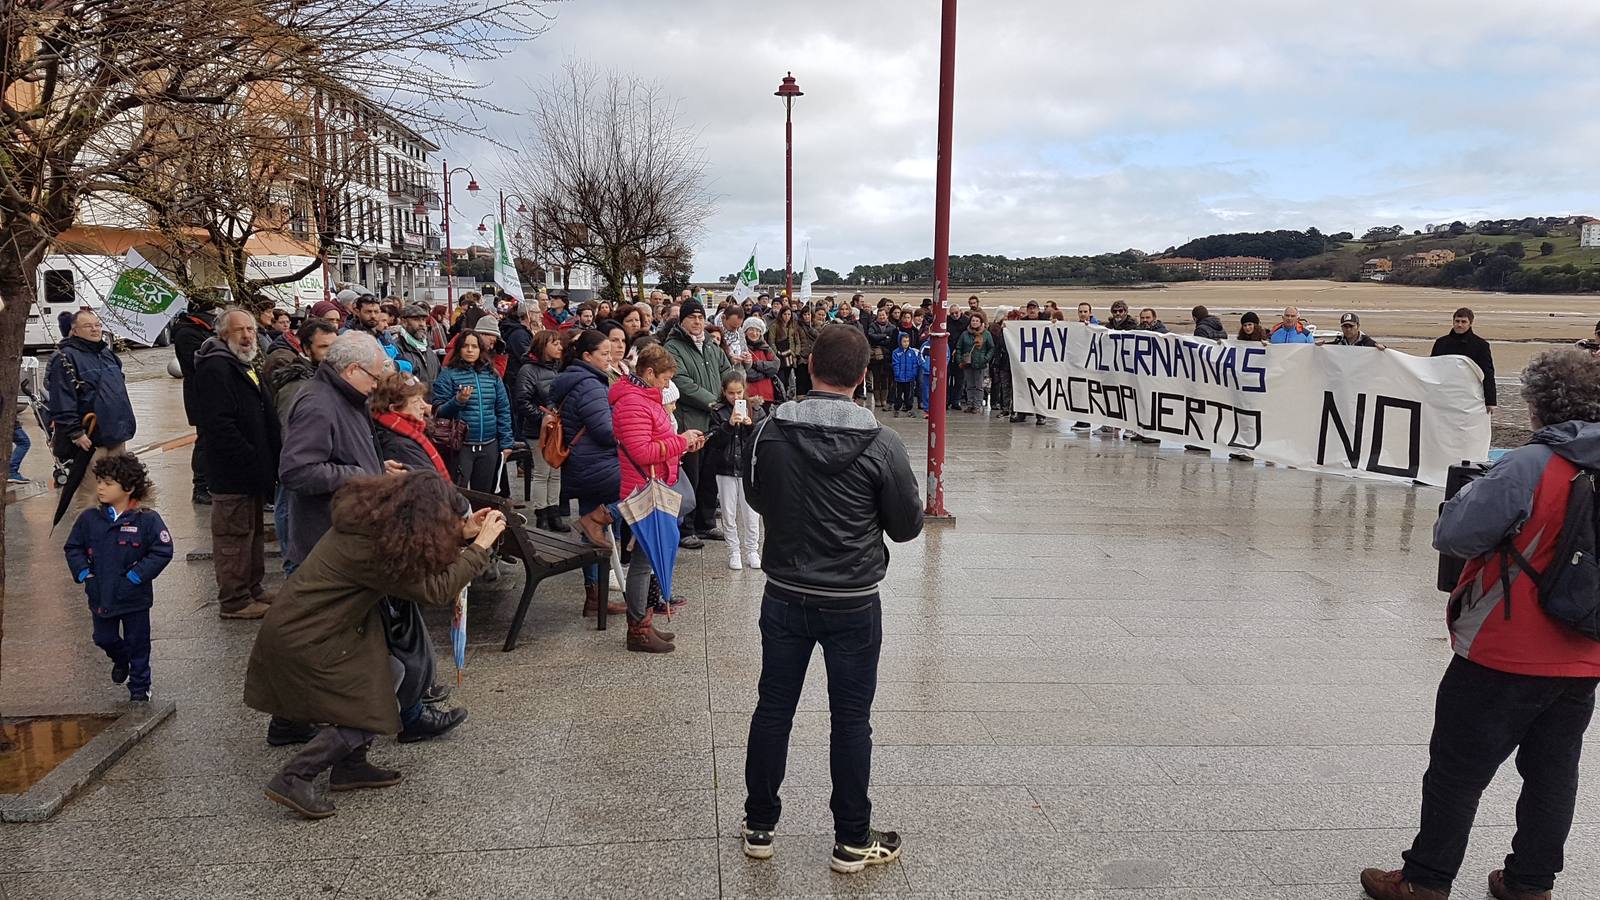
left=77, top=568, right=91, bottom=583
left=126, top=570, right=142, bottom=585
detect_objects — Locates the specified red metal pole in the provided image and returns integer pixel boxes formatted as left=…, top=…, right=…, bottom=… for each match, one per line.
left=784, top=98, right=794, bottom=304
left=442, top=158, right=454, bottom=309
left=925, top=0, right=957, bottom=518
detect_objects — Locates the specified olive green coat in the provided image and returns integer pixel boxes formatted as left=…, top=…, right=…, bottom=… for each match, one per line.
left=243, top=523, right=490, bottom=735
left=664, top=323, right=732, bottom=432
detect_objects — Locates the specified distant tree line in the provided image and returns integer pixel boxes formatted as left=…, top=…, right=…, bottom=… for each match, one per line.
left=1168, top=228, right=1329, bottom=261
left=834, top=252, right=1197, bottom=286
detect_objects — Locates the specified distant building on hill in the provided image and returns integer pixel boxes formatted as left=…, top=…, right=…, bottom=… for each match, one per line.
left=1582, top=221, right=1600, bottom=248
left=1399, top=249, right=1456, bottom=268
left=1149, top=256, right=1269, bottom=280
left=1361, top=258, right=1394, bottom=280
left=1201, top=256, right=1271, bottom=280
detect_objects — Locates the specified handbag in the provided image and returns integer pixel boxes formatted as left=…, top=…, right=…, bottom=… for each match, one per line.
left=380, top=598, right=437, bottom=712
left=425, top=416, right=466, bottom=454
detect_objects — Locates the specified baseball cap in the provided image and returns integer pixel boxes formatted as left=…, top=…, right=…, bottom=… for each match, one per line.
left=1340, top=313, right=1360, bottom=326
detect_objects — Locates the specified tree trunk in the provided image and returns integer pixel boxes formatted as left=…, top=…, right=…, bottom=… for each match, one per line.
left=0, top=239, right=42, bottom=739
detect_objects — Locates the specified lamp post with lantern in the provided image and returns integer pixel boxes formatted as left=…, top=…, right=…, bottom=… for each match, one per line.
left=436, top=160, right=480, bottom=307
left=774, top=72, right=803, bottom=304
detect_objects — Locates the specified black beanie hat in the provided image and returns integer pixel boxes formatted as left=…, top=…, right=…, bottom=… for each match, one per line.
left=680, top=297, right=705, bottom=320
left=1241, top=311, right=1260, bottom=326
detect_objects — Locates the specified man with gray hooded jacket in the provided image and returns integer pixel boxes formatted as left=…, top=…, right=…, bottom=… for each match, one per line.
left=739, top=323, right=924, bottom=875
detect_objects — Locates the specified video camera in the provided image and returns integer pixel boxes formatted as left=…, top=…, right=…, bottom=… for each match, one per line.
left=1436, top=460, right=1491, bottom=592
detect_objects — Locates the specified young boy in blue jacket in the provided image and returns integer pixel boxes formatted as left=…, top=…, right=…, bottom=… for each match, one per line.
left=890, top=332, right=920, bottom=417
left=64, top=453, right=173, bottom=701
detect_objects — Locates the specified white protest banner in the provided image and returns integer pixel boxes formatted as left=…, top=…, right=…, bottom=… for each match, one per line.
left=101, top=249, right=187, bottom=346
left=1005, top=321, right=1491, bottom=486
left=799, top=243, right=816, bottom=302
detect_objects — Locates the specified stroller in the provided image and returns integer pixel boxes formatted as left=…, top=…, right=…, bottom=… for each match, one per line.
left=18, top=356, right=70, bottom=488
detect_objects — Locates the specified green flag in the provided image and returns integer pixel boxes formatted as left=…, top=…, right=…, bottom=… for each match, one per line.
left=102, top=249, right=187, bottom=345
left=733, top=246, right=758, bottom=301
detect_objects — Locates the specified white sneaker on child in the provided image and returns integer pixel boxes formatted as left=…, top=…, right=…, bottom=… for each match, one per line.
left=746, top=551, right=762, bottom=570
left=728, top=555, right=743, bottom=571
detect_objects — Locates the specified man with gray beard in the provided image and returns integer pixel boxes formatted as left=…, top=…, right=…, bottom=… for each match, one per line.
left=193, top=307, right=282, bottom=619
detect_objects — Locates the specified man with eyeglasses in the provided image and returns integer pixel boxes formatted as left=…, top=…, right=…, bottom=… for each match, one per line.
left=46, top=310, right=136, bottom=507
left=278, top=331, right=403, bottom=572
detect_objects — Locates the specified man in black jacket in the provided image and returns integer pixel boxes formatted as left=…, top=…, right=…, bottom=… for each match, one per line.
left=740, top=323, right=924, bottom=875
left=193, top=308, right=282, bottom=620
left=1431, top=307, right=1496, bottom=410
left=171, top=305, right=218, bottom=503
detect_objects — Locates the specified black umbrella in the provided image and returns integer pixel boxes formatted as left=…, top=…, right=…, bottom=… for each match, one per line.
left=51, top=412, right=97, bottom=532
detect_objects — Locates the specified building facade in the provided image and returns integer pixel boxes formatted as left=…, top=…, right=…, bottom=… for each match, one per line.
left=1582, top=221, right=1600, bottom=248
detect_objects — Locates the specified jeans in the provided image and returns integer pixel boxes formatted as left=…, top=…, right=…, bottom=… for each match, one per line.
left=1401, top=655, right=1599, bottom=894
left=211, top=493, right=266, bottom=612
left=990, top=367, right=1012, bottom=413
left=456, top=442, right=500, bottom=493
left=623, top=544, right=653, bottom=623
left=273, top=483, right=291, bottom=573
left=918, top=374, right=930, bottom=410
left=745, top=583, right=883, bottom=845
left=9, top=421, right=28, bottom=478
left=960, top=367, right=984, bottom=409
left=92, top=609, right=152, bottom=695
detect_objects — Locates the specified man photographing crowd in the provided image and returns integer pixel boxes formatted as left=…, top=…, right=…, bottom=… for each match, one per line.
left=739, top=323, right=924, bottom=874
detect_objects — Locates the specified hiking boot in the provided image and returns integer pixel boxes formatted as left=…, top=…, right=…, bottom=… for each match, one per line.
left=265, top=773, right=335, bottom=820
left=266, top=717, right=319, bottom=747
left=582, top=583, right=625, bottom=617
left=1358, top=868, right=1448, bottom=900
left=397, top=706, right=468, bottom=743
left=627, top=612, right=675, bottom=653
left=220, top=600, right=270, bottom=620
left=742, top=820, right=775, bottom=859
left=330, top=747, right=403, bottom=791
left=110, top=658, right=129, bottom=685
left=831, top=829, right=902, bottom=873
left=1489, top=870, right=1551, bottom=900
left=574, top=505, right=613, bottom=548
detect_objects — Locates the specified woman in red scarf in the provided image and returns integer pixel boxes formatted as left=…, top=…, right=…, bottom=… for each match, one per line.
left=370, top=375, right=449, bottom=476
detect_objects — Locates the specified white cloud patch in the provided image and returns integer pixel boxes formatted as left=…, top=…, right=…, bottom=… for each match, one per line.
left=436, top=0, right=1600, bottom=279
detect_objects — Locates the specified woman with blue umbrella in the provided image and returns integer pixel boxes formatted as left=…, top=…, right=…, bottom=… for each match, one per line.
left=610, top=344, right=705, bottom=653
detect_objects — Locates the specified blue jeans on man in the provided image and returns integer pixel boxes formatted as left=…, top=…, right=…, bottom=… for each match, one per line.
left=744, top=583, right=882, bottom=845
left=9, top=421, right=28, bottom=480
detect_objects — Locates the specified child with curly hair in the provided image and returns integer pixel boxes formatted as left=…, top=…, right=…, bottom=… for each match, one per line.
left=64, top=453, right=173, bottom=701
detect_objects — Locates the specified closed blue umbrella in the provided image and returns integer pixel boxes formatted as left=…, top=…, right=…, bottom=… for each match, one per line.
left=450, top=586, right=468, bottom=684
left=614, top=478, right=685, bottom=603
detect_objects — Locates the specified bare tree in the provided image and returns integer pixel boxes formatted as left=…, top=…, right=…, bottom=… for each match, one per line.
left=503, top=62, right=711, bottom=302
left=0, top=0, right=553, bottom=733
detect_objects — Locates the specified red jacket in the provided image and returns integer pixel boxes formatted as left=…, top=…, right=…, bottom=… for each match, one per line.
left=609, top=376, right=688, bottom=499
left=1443, top=432, right=1600, bottom=678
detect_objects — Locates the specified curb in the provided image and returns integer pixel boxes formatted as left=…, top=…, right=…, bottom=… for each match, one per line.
left=0, top=699, right=177, bottom=823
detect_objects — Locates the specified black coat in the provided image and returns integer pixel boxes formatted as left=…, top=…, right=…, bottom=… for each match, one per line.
left=193, top=339, right=282, bottom=497
left=46, top=336, right=137, bottom=448
left=548, top=361, right=618, bottom=502
left=1431, top=329, right=1497, bottom=406
left=513, top=359, right=560, bottom=434
left=170, top=311, right=216, bottom=425
left=374, top=421, right=437, bottom=474
left=706, top=401, right=767, bottom=477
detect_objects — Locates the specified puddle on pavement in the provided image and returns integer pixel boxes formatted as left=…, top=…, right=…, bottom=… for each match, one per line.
left=0, top=715, right=117, bottom=794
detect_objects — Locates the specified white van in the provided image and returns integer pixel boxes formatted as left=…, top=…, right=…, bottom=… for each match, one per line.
left=26, top=254, right=126, bottom=351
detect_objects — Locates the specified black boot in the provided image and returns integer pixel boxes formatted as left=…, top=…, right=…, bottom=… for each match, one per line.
left=533, top=507, right=550, bottom=530
left=265, top=773, right=335, bottom=819
left=266, top=717, right=319, bottom=747
left=397, top=706, right=468, bottom=743
left=548, top=506, right=567, bottom=531
left=330, top=746, right=403, bottom=792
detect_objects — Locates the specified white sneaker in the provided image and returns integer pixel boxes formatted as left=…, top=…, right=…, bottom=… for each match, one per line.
left=728, top=556, right=743, bottom=571
left=746, top=551, right=762, bottom=570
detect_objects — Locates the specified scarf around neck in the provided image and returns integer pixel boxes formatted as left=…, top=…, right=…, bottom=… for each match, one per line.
left=374, top=411, right=448, bottom=476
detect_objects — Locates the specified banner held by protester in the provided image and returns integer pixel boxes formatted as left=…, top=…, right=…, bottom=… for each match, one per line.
left=1005, top=321, right=1491, bottom=486
left=100, top=249, right=187, bottom=346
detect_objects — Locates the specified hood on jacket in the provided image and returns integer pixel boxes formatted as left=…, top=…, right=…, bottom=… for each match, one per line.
left=195, top=335, right=252, bottom=369
left=1198, top=315, right=1223, bottom=331
left=771, top=395, right=880, bottom=475
left=1532, top=420, right=1600, bottom=468
left=549, top=361, right=606, bottom=407
left=62, top=335, right=109, bottom=354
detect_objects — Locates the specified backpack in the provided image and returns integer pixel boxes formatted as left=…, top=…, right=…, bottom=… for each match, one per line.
left=1501, top=467, right=1600, bottom=641
left=538, top=405, right=584, bottom=468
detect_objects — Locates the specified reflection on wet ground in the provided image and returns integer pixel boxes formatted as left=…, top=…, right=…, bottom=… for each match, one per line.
left=0, top=716, right=116, bottom=794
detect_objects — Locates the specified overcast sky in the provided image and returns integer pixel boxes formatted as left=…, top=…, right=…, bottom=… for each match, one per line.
left=436, top=0, right=1600, bottom=281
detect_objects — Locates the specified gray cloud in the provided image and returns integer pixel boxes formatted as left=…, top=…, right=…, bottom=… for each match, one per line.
left=438, top=0, right=1600, bottom=280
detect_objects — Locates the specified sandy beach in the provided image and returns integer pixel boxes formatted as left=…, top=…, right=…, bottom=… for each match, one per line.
left=814, top=280, right=1600, bottom=374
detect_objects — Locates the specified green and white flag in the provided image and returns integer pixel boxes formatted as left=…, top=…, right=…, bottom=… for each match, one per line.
left=732, top=246, right=758, bottom=302
left=102, top=249, right=186, bottom=346
left=494, top=224, right=523, bottom=304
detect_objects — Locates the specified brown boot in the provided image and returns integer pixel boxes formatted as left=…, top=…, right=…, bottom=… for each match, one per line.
left=652, top=618, right=675, bottom=642
left=574, top=505, right=613, bottom=548
left=582, top=582, right=625, bottom=618
left=1359, top=868, right=1448, bottom=900
left=1489, top=871, right=1551, bottom=900
left=627, top=611, right=674, bottom=653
